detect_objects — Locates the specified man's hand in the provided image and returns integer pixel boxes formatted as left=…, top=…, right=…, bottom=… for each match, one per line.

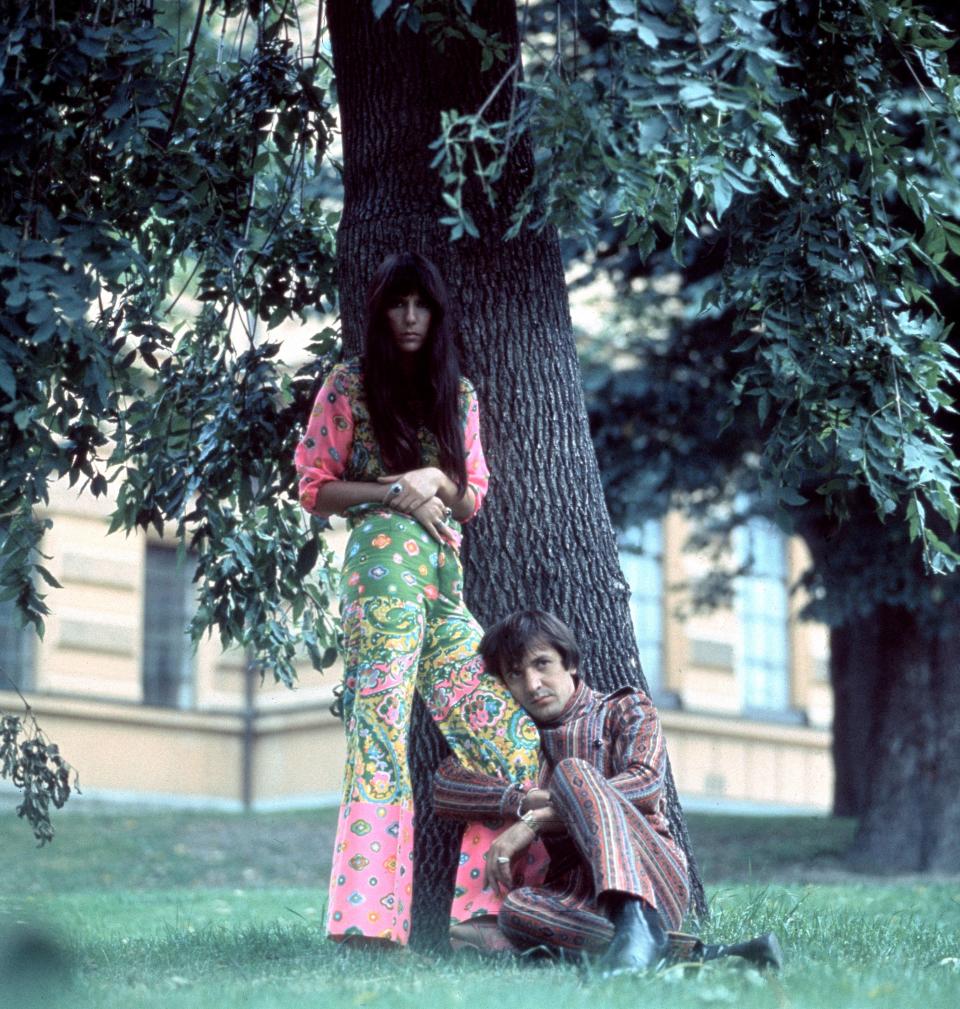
left=483, top=821, right=536, bottom=893
left=521, top=788, right=552, bottom=812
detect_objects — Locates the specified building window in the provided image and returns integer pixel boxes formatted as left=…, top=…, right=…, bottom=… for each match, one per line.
left=619, top=519, right=664, bottom=694
left=142, top=544, right=195, bottom=709
left=0, top=599, right=36, bottom=693
left=735, top=518, right=790, bottom=714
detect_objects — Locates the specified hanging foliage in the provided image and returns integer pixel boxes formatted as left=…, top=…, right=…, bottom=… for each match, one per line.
left=430, top=0, right=960, bottom=570
left=1, top=1, right=341, bottom=684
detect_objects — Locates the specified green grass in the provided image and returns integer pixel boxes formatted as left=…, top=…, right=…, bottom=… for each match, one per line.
left=2, top=805, right=959, bottom=1009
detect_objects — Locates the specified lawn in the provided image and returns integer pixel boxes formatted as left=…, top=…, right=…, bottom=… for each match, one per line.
left=2, top=803, right=959, bottom=1009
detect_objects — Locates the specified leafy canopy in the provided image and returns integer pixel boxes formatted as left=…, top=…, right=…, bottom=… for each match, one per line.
left=431, top=0, right=960, bottom=574
left=2, top=0, right=960, bottom=680
left=1, top=1, right=340, bottom=685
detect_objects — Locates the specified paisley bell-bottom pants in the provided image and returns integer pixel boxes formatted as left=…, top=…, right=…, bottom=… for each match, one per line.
left=325, top=510, right=540, bottom=944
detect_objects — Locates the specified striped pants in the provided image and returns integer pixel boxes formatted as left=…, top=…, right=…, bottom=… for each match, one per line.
left=499, top=758, right=690, bottom=955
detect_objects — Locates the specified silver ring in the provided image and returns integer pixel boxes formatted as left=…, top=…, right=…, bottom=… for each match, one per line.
left=444, top=507, right=453, bottom=521
left=495, top=856, right=511, bottom=864
left=387, top=481, right=403, bottom=498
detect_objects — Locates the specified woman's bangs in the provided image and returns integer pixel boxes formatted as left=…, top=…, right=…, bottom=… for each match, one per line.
left=381, top=263, right=437, bottom=310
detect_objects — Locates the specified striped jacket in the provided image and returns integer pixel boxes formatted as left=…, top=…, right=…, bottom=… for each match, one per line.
left=435, top=679, right=681, bottom=861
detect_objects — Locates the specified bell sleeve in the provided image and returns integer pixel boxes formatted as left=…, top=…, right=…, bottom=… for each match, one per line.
left=294, top=366, right=354, bottom=517
left=461, top=380, right=490, bottom=520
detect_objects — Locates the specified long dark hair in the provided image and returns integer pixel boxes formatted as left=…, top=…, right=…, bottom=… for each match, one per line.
left=362, top=252, right=468, bottom=495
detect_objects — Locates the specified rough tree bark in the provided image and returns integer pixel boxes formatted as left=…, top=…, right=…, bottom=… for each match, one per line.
left=801, top=507, right=960, bottom=870
left=828, top=606, right=960, bottom=871
left=326, top=0, right=705, bottom=947
left=828, top=620, right=882, bottom=818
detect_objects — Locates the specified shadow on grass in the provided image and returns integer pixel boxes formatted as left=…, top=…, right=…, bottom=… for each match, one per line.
left=0, top=921, right=75, bottom=1009
left=685, top=813, right=859, bottom=883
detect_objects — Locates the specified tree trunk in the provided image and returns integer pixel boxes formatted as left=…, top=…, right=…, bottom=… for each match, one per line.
left=801, top=510, right=960, bottom=870
left=842, top=603, right=960, bottom=871
left=828, top=620, right=883, bottom=817
left=326, top=0, right=705, bottom=947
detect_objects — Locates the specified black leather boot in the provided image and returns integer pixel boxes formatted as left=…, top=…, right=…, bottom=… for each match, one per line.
left=699, top=932, right=783, bottom=970
left=597, top=895, right=669, bottom=973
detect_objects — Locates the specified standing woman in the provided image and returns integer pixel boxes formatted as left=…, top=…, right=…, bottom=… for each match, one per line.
left=296, top=252, right=540, bottom=946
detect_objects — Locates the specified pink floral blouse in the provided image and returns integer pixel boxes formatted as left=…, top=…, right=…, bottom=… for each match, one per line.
left=295, top=358, right=490, bottom=522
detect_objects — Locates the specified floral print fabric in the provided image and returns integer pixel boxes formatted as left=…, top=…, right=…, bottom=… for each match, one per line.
left=295, top=359, right=490, bottom=536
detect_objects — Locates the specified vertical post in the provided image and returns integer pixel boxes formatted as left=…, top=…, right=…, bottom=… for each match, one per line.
left=241, top=655, right=256, bottom=811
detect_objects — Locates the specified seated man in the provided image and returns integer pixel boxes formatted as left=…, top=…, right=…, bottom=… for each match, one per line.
left=434, top=609, right=780, bottom=973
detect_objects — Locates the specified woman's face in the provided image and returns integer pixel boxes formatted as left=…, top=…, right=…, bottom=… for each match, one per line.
left=385, top=291, right=432, bottom=354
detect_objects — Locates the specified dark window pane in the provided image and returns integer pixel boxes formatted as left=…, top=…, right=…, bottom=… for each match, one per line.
left=0, top=599, right=35, bottom=692
left=619, top=519, right=664, bottom=693
left=142, top=545, right=194, bottom=709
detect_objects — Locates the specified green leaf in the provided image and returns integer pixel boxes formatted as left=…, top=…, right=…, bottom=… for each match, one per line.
left=678, top=82, right=713, bottom=104
left=34, top=564, right=63, bottom=589
left=296, top=538, right=319, bottom=579
left=638, top=115, right=668, bottom=153
left=461, top=211, right=480, bottom=238
left=0, top=359, right=15, bottom=398
left=712, top=175, right=733, bottom=220
left=906, top=495, right=925, bottom=541
left=635, top=25, right=660, bottom=49
left=75, top=36, right=106, bottom=58
left=778, top=486, right=808, bottom=507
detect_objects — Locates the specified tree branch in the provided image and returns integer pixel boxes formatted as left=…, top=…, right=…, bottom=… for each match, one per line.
left=160, top=0, right=207, bottom=151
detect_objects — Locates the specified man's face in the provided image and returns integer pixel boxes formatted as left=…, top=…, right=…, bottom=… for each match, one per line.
left=502, top=639, right=576, bottom=722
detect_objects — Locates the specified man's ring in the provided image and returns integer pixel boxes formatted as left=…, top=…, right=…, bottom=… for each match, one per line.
left=444, top=507, right=453, bottom=521
left=387, top=481, right=403, bottom=499
left=495, top=856, right=511, bottom=864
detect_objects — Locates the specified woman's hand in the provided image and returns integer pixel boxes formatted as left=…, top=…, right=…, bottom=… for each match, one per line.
left=410, top=495, right=455, bottom=546
left=378, top=468, right=443, bottom=514
left=483, top=821, right=536, bottom=893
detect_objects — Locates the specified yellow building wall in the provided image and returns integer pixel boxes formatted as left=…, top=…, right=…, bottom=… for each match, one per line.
left=0, top=488, right=834, bottom=813
left=654, top=512, right=833, bottom=810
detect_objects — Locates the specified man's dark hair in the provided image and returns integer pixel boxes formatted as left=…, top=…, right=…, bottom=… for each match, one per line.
left=479, top=609, right=581, bottom=679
